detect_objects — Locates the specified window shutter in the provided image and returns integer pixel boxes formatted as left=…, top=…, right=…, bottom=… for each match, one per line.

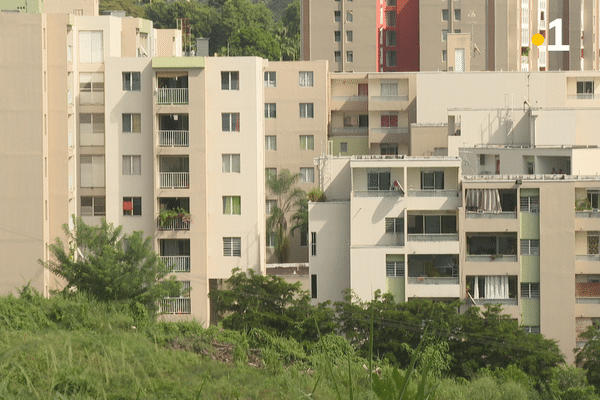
left=79, top=31, right=91, bottom=63
left=232, top=154, right=240, bottom=172
left=222, top=155, right=231, bottom=172
left=92, top=155, right=105, bottom=187
left=434, top=171, right=444, bottom=189
left=132, top=114, right=141, bottom=132
left=390, top=114, right=398, bottom=127
left=133, top=156, right=141, bottom=175
left=133, top=198, right=142, bottom=215
left=381, top=115, right=390, bottom=127
left=92, top=114, right=104, bottom=145
left=80, top=156, right=92, bottom=187
left=222, top=113, right=229, bottom=131
left=91, top=31, right=103, bottom=63
left=123, top=114, right=131, bottom=133
left=132, top=72, right=141, bottom=90
left=379, top=172, right=390, bottom=190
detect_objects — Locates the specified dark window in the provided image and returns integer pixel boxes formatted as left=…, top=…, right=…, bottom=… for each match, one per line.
left=123, top=197, right=141, bottom=216
left=311, top=232, right=317, bottom=256
left=368, top=171, right=391, bottom=191
left=311, top=274, right=317, bottom=298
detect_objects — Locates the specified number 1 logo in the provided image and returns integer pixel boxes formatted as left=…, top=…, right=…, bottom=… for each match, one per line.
left=548, top=18, right=569, bottom=51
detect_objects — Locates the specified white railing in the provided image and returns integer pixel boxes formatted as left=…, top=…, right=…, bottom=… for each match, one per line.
left=466, top=211, right=517, bottom=219
left=474, top=298, right=518, bottom=306
left=332, top=95, right=368, bottom=102
left=331, top=127, right=368, bottom=135
left=161, top=256, right=191, bottom=272
left=576, top=298, right=600, bottom=304
left=407, top=190, right=459, bottom=197
left=576, top=211, right=600, bottom=218
left=371, top=95, right=409, bottom=101
left=370, top=127, right=409, bottom=134
left=159, top=297, right=191, bottom=314
left=466, top=255, right=518, bottom=262
left=157, top=88, right=188, bottom=105
left=159, top=172, right=189, bottom=189
left=576, top=255, right=600, bottom=261
left=521, top=62, right=529, bottom=72
left=354, top=190, right=403, bottom=197
left=407, top=234, right=458, bottom=241
left=538, top=45, right=546, bottom=68
left=408, top=277, right=459, bottom=285
left=157, top=216, right=191, bottom=231
left=568, top=94, right=595, bottom=100
left=159, top=130, right=189, bottom=147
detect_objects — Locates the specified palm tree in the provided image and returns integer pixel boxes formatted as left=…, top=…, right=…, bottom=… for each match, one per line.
left=266, top=169, right=305, bottom=263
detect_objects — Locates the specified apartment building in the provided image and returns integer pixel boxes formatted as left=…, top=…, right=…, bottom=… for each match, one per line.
left=302, top=0, right=600, bottom=72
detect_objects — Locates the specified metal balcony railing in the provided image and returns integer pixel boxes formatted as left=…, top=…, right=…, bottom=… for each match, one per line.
left=576, top=211, right=600, bottom=218
left=474, top=298, right=518, bottom=306
left=466, top=211, right=517, bottom=219
left=160, top=256, right=191, bottom=272
left=407, top=277, right=459, bottom=285
left=159, top=297, right=191, bottom=314
left=354, top=190, right=403, bottom=197
left=157, top=216, right=190, bottom=231
left=576, top=298, right=600, bottom=304
left=407, top=233, right=458, bottom=242
left=157, top=88, right=188, bottom=105
left=466, top=255, right=518, bottom=262
left=576, top=255, right=600, bottom=261
left=371, top=95, right=409, bottom=101
left=158, top=130, right=189, bottom=147
left=407, top=190, right=459, bottom=197
left=159, top=172, right=189, bottom=189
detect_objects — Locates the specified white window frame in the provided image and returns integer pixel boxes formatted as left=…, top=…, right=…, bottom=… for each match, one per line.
left=266, top=232, right=276, bottom=247
left=123, top=196, right=142, bottom=216
left=334, top=51, right=342, bottom=63
left=122, top=113, right=141, bottom=133
left=334, top=30, right=341, bottom=42
left=300, top=167, right=315, bottom=183
left=300, top=135, right=315, bottom=150
left=79, top=72, right=104, bottom=105
left=81, top=196, right=105, bottom=216
left=222, top=154, right=240, bottom=173
left=221, top=71, right=239, bottom=90
left=122, top=155, right=142, bottom=175
left=223, top=237, right=241, bottom=257
left=300, top=103, right=314, bottom=118
left=266, top=199, right=277, bottom=215
left=222, top=196, right=241, bottom=215
left=265, top=168, right=277, bottom=181
left=385, top=217, right=403, bottom=233
left=122, top=72, right=141, bottom=91
left=520, top=239, right=540, bottom=255
left=264, top=71, right=276, bottom=87
left=346, top=31, right=353, bottom=42
left=520, top=196, right=539, bottom=213
left=264, top=103, right=276, bottom=118
left=79, top=113, right=104, bottom=146
left=222, top=113, right=240, bottom=132
left=347, top=51, right=353, bottom=63
left=386, top=261, right=405, bottom=277
left=80, top=155, right=105, bottom=188
left=380, top=81, right=399, bottom=96
left=521, top=282, right=540, bottom=298
left=79, top=31, right=103, bottom=63
left=265, top=136, right=277, bottom=150
left=299, top=71, right=314, bottom=87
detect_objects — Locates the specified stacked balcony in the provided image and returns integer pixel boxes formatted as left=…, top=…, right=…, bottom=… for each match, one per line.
left=159, top=156, right=189, bottom=189
left=156, top=75, right=188, bottom=105
left=158, top=114, right=189, bottom=147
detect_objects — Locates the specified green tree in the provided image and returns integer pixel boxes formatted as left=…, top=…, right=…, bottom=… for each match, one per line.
left=540, top=365, right=600, bottom=400
left=209, top=268, right=336, bottom=343
left=576, top=324, right=600, bottom=394
left=40, top=217, right=181, bottom=310
left=281, top=0, right=300, bottom=38
left=99, top=0, right=145, bottom=17
left=266, top=169, right=305, bottom=263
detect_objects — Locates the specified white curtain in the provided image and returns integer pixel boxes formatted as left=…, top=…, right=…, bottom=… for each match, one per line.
left=466, top=189, right=503, bottom=213
left=484, top=276, right=509, bottom=299
left=474, top=276, right=479, bottom=298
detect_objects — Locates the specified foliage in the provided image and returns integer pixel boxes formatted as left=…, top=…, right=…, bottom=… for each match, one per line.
left=99, top=0, right=144, bottom=17
left=308, top=187, right=327, bottom=202
left=539, top=365, right=600, bottom=400
left=40, top=217, right=181, bottom=311
left=576, top=324, right=600, bottom=394
left=266, top=169, right=306, bottom=262
left=158, top=206, right=190, bottom=227
left=209, top=268, right=336, bottom=343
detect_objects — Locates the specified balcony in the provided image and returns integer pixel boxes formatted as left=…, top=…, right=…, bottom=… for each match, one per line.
left=568, top=94, right=595, bottom=100
left=371, top=95, right=409, bottom=102
left=473, top=298, right=518, bottom=306
left=159, top=297, right=191, bottom=314
left=160, top=172, right=189, bottom=189
left=466, top=255, right=518, bottom=262
left=157, top=216, right=190, bottom=231
left=407, top=277, right=459, bottom=285
left=354, top=190, right=403, bottom=197
left=332, top=95, right=368, bottom=102
left=331, top=127, right=368, bottom=136
left=577, top=255, right=600, bottom=262
left=407, top=190, right=459, bottom=197
left=576, top=211, right=600, bottom=218
left=159, top=130, right=189, bottom=147
left=161, top=256, right=191, bottom=272
left=407, top=234, right=458, bottom=242
left=466, top=212, right=517, bottom=219
left=157, top=88, right=188, bottom=105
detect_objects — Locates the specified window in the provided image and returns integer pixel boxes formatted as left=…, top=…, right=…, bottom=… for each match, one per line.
left=381, top=81, right=398, bottom=96
left=311, top=274, right=317, bottom=298
left=265, top=136, right=277, bottom=150
left=334, top=10, right=341, bottom=22
left=520, top=239, right=540, bottom=255
left=122, top=113, right=141, bottom=133
left=79, top=73, right=104, bottom=104
left=334, top=31, right=341, bottom=42
left=300, top=135, right=315, bottom=150
left=588, top=232, right=599, bottom=255
left=265, top=168, right=277, bottom=181
left=385, top=218, right=403, bottom=233
left=408, top=215, right=456, bottom=234
left=520, top=196, right=539, bottom=213
left=347, top=51, right=353, bottom=62
left=300, top=103, right=314, bottom=118
left=479, top=154, right=486, bottom=165
left=299, top=71, right=314, bottom=87
left=442, top=50, right=447, bottom=62
left=381, top=113, right=398, bottom=127
left=380, top=144, right=398, bottom=155
left=523, top=326, right=541, bottom=334
left=267, top=232, right=276, bottom=247
left=264, top=71, right=276, bottom=87
left=386, top=0, right=397, bottom=5
left=340, top=142, right=348, bottom=153
left=386, top=11, right=396, bottom=26
left=346, top=31, right=353, bottom=42
left=359, top=114, right=369, bottom=127
left=266, top=199, right=277, bottom=215
left=81, top=196, right=105, bottom=216
left=223, top=196, right=241, bottom=215
left=122, top=72, right=140, bottom=91
left=358, top=83, right=368, bottom=96
left=577, top=81, right=594, bottom=98
left=386, top=50, right=397, bottom=66
left=346, top=11, right=353, bottom=22
left=454, top=29, right=461, bottom=33
left=301, top=231, right=308, bottom=247
left=442, top=29, right=448, bottom=41
left=311, top=232, right=317, bottom=256
left=79, top=31, right=103, bottom=63
left=421, top=171, right=444, bottom=190
left=386, top=261, right=405, bottom=277
left=264, top=103, right=276, bottom=118
left=442, top=9, right=449, bottom=21
left=300, top=168, right=315, bottom=183
left=455, top=48, right=465, bottom=72
left=123, top=197, right=141, bottom=216
left=80, top=155, right=105, bottom=188
left=454, top=9, right=461, bottom=20
left=334, top=51, right=342, bottom=63
left=221, top=71, right=239, bottom=90
left=222, top=154, right=240, bottom=173
left=386, top=31, right=396, bottom=46
left=368, top=170, right=391, bottom=190
left=122, top=155, right=141, bottom=175
left=223, top=237, right=241, bottom=257
left=222, top=113, right=240, bottom=131
left=79, top=114, right=104, bottom=146
left=521, top=283, right=540, bottom=298
left=589, top=190, right=600, bottom=209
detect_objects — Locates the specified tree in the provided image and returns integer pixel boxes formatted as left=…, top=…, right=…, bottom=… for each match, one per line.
left=209, top=268, right=336, bottom=343
left=576, top=324, right=600, bottom=394
left=266, top=169, right=305, bottom=263
left=40, top=217, right=181, bottom=310
left=100, top=0, right=145, bottom=17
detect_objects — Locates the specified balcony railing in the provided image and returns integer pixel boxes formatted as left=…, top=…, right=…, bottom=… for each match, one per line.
left=159, top=130, right=189, bottom=147
left=474, top=298, right=518, bottom=306
left=407, top=233, right=458, bottom=241
left=157, top=216, right=190, bottom=231
left=159, top=297, right=191, bottom=314
left=332, top=95, right=368, bottom=102
left=371, top=95, right=409, bottom=101
left=157, top=88, right=189, bottom=105
left=568, top=94, right=595, bottom=100
left=576, top=255, right=600, bottom=261
left=160, top=256, right=191, bottom=272
left=407, top=190, right=459, bottom=197
left=370, top=127, right=409, bottom=134
left=331, top=127, right=368, bottom=135
left=159, top=172, right=189, bottom=189
left=576, top=298, right=600, bottom=304
left=576, top=211, right=600, bottom=218
left=466, top=211, right=517, bottom=219
left=466, top=255, right=518, bottom=262
left=354, top=190, right=403, bottom=197
left=407, top=277, right=459, bottom=285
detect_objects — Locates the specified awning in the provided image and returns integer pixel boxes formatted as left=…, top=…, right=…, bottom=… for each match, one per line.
left=465, top=189, right=502, bottom=213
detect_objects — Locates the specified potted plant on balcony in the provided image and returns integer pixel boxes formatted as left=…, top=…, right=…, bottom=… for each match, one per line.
left=158, top=207, right=191, bottom=228
left=576, top=199, right=592, bottom=211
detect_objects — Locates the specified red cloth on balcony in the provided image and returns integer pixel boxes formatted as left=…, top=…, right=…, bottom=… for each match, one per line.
left=123, top=201, right=133, bottom=211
